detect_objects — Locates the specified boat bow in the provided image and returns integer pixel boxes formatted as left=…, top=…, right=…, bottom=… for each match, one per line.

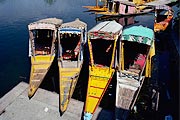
left=28, top=56, right=54, bottom=97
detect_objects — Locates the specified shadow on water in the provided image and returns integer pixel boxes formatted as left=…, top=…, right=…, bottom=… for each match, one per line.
left=152, top=26, right=179, bottom=119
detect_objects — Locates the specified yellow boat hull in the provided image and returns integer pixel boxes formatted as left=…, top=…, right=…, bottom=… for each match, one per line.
left=59, top=63, right=82, bottom=113
left=28, top=56, right=54, bottom=98
left=83, top=6, right=108, bottom=12
left=84, top=65, right=115, bottom=119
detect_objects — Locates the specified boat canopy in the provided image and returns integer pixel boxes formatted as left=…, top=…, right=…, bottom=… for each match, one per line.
left=28, top=18, right=63, bottom=31
left=145, top=0, right=177, bottom=6
left=121, top=26, right=154, bottom=46
left=59, top=28, right=82, bottom=34
left=88, top=20, right=123, bottom=40
left=60, top=18, right=87, bottom=30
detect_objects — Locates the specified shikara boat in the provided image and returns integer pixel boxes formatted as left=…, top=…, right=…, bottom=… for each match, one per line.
left=95, top=1, right=153, bottom=16
left=83, top=6, right=108, bottom=12
left=58, top=18, right=87, bottom=113
left=115, top=26, right=155, bottom=119
left=28, top=18, right=63, bottom=98
left=154, top=5, right=173, bottom=32
left=84, top=21, right=123, bottom=120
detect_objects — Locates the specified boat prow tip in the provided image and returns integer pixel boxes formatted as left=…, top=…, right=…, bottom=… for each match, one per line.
left=28, top=95, right=33, bottom=99
left=59, top=109, right=65, bottom=116
left=28, top=86, right=36, bottom=98
left=28, top=92, right=33, bottom=99
left=59, top=105, right=68, bottom=114
left=83, top=112, right=93, bottom=120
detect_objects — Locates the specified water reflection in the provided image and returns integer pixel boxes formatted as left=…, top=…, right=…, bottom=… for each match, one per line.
left=96, top=15, right=139, bottom=27
left=44, top=0, right=56, bottom=5
left=96, top=13, right=154, bottom=29
left=0, top=0, right=6, bottom=4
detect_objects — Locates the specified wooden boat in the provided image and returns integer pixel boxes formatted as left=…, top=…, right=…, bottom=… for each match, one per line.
left=84, top=21, right=123, bottom=120
left=83, top=6, right=108, bottom=12
left=116, top=26, right=155, bottom=120
left=154, top=5, right=173, bottom=32
left=58, top=18, right=87, bottom=113
left=83, top=0, right=108, bottom=12
left=95, top=1, right=153, bottom=16
left=28, top=18, right=63, bottom=98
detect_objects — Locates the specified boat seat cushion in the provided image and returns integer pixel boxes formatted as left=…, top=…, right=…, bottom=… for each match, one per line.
left=129, top=54, right=146, bottom=73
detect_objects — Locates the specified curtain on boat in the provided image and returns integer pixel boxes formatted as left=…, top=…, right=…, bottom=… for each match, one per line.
left=145, top=41, right=155, bottom=77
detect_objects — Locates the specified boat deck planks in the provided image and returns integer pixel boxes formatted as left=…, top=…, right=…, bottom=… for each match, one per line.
left=60, top=61, right=83, bottom=68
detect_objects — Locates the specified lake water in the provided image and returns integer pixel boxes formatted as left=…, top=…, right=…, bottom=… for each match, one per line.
left=0, top=0, right=178, bottom=119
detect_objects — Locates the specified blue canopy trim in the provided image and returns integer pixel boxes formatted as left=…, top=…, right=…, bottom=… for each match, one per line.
left=59, top=28, right=81, bottom=34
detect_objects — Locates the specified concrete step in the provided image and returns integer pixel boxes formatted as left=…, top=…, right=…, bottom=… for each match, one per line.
left=0, top=82, right=115, bottom=120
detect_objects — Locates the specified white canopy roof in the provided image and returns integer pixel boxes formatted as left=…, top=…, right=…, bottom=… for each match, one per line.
left=145, top=0, right=177, bottom=6
left=88, top=21, right=123, bottom=40
left=28, top=18, right=63, bottom=30
left=89, top=21, right=123, bottom=35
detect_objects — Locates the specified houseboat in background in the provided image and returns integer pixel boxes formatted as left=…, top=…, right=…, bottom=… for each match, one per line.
left=83, top=0, right=154, bottom=16
left=28, top=18, right=63, bottom=98
left=95, top=0, right=153, bottom=16
left=83, top=0, right=108, bottom=12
